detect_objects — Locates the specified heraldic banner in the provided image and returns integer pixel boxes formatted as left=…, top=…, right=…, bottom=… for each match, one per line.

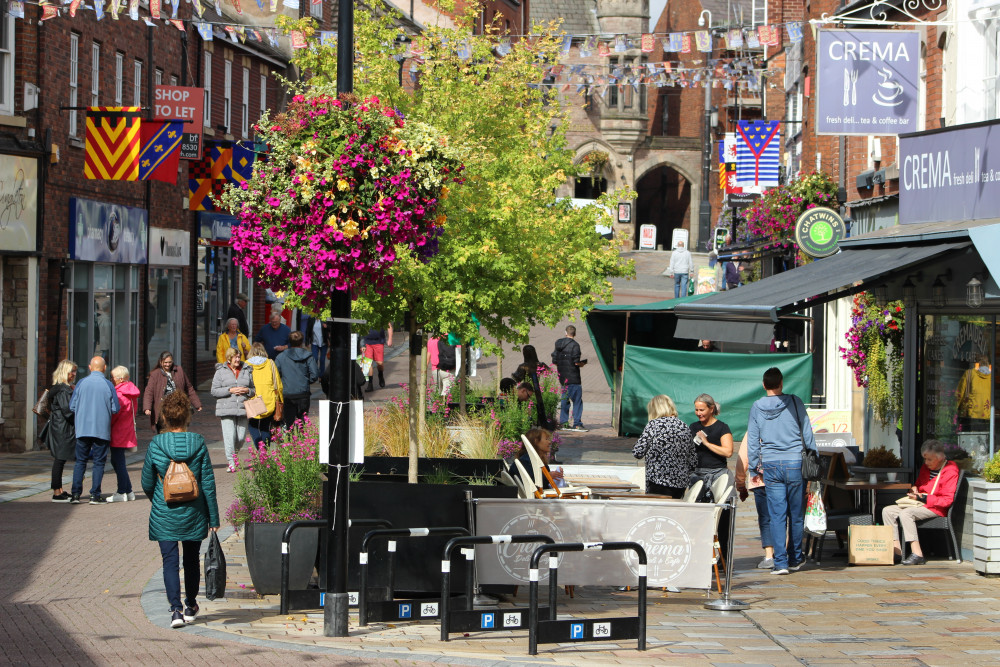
left=474, top=499, right=716, bottom=589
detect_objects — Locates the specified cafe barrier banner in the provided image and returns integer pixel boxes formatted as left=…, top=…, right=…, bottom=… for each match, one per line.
left=475, top=499, right=716, bottom=589
left=816, top=30, right=919, bottom=136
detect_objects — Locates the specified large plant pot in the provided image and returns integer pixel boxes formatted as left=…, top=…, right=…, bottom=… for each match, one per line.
left=348, top=479, right=517, bottom=594
left=359, top=456, right=506, bottom=482
left=970, top=478, right=1000, bottom=575
left=244, top=522, right=320, bottom=595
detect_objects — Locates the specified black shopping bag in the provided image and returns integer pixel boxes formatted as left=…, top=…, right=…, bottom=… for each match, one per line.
left=204, top=531, right=227, bottom=601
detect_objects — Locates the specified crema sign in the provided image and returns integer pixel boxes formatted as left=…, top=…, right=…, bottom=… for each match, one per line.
left=0, top=155, right=39, bottom=252
left=795, top=207, right=845, bottom=258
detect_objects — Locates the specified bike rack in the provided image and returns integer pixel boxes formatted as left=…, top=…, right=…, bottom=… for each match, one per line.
left=527, top=541, right=647, bottom=655
left=439, top=534, right=555, bottom=641
left=359, top=526, right=470, bottom=626
left=279, top=518, right=392, bottom=614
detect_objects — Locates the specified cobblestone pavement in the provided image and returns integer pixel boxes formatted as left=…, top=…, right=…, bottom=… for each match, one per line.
left=5, top=254, right=1000, bottom=664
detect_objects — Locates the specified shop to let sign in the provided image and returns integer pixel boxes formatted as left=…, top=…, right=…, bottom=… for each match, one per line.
left=154, top=85, right=203, bottom=159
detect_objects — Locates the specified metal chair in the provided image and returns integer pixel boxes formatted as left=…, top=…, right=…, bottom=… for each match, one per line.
left=628, top=469, right=646, bottom=493
left=900, top=469, right=965, bottom=563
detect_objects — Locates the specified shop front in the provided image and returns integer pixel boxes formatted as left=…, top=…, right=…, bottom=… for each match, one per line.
left=67, top=197, right=147, bottom=380
left=197, top=212, right=253, bottom=373
left=147, top=227, right=190, bottom=373
left=0, top=152, right=41, bottom=451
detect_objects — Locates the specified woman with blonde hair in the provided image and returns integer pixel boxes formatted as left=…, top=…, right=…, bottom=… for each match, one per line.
left=245, top=341, right=284, bottom=446
left=45, top=360, right=78, bottom=502
left=632, top=394, right=697, bottom=498
left=216, top=317, right=251, bottom=363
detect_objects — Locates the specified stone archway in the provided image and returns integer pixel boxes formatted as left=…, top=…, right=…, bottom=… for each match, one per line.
left=635, top=164, right=692, bottom=251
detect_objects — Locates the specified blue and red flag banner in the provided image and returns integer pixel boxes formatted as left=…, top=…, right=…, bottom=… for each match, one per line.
left=735, top=120, right=780, bottom=187
left=138, top=120, right=183, bottom=183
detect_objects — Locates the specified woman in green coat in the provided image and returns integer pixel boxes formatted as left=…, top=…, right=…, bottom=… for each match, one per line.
left=141, top=391, right=219, bottom=629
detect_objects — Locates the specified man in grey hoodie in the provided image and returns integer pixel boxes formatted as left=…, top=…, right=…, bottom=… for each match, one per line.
left=746, top=367, right=816, bottom=575
left=275, top=331, right=319, bottom=429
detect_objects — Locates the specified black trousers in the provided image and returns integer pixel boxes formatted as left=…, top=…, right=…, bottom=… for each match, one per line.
left=282, top=392, right=311, bottom=430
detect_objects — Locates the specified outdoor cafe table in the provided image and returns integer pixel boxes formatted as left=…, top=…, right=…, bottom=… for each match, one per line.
left=563, top=477, right=640, bottom=494
left=822, top=480, right=911, bottom=523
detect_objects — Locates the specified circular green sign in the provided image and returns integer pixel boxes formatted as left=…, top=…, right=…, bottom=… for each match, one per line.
left=795, top=207, right=845, bottom=258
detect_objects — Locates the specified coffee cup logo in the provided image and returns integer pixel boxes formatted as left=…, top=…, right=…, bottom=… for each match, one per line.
left=623, top=515, right=693, bottom=584
left=497, top=512, right=565, bottom=583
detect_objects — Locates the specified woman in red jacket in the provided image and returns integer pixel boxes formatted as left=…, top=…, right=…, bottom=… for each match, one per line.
left=882, top=439, right=960, bottom=565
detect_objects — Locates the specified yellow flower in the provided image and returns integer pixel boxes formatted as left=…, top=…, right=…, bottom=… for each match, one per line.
left=341, top=218, right=359, bottom=239
left=326, top=216, right=339, bottom=228
left=337, top=179, right=350, bottom=191
left=435, top=214, right=447, bottom=224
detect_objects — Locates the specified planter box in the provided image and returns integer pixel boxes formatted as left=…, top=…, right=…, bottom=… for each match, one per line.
left=348, top=478, right=517, bottom=594
left=968, top=478, right=1000, bottom=575
left=357, top=456, right=506, bottom=482
left=244, top=522, right=320, bottom=596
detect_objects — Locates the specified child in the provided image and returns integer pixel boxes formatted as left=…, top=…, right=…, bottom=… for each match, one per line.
left=107, top=365, right=140, bottom=502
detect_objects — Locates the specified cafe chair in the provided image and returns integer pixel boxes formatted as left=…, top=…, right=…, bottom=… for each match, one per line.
left=629, top=469, right=646, bottom=493
left=498, top=470, right=518, bottom=488
left=710, top=474, right=733, bottom=503
left=807, top=511, right=871, bottom=564
left=681, top=480, right=703, bottom=503
left=519, top=435, right=591, bottom=498
left=513, top=459, right=552, bottom=498
left=900, top=469, right=965, bottom=563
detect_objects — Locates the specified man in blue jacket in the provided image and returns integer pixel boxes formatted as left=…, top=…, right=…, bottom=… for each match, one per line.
left=747, top=367, right=816, bottom=575
left=69, top=356, right=120, bottom=504
left=275, top=331, right=319, bottom=428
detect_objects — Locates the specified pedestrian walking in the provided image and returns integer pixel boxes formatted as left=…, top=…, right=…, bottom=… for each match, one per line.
left=668, top=240, right=693, bottom=298
left=302, top=315, right=330, bottom=378
left=69, top=356, right=120, bottom=504
left=227, top=292, right=250, bottom=338
left=274, top=330, right=318, bottom=428
left=211, top=347, right=252, bottom=471
left=512, top=345, right=555, bottom=433
left=141, top=391, right=220, bottom=629
left=45, top=360, right=78, bottom=503
left=254, top=313, right=291, bottom=359
left=106, top=366, right=139, bottom=503
left=143, top=351, right=202, bottom=432
left=735, top=434, right=775, bottom=569
left=632, top=395, right=697, bottom=498
left=552, top=325, right=588, bottom=432
left=746, top=367, right=817, bottom=575
left=436, top=337, right=458, bottom=396
left=246, top=342, right=284, bottom=447
left=363, top=324, right=394, bottom=388
left=215, top=317, right=251, bottom=363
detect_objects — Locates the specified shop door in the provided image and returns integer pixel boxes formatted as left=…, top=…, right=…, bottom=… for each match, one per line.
left=147, top=268, right=183, bottom=373
left=197, top=246, right=239, bottom=365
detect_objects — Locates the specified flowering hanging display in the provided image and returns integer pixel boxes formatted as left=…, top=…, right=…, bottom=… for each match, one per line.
left=220, top=93, right=464, bottom=311
left=839, top=292, right=905, bottom=426
left=743, top=171, right=839, bottom=257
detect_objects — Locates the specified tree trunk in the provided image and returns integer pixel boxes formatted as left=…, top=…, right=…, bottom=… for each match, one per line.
left=418, top=332, right=428, bottom=465
left=407, top=317, right=419, bottom=484
left=459, top=344, right=467, bottom=415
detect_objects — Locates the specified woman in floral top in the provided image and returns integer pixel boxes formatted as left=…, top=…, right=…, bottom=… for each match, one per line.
left=632, top=394, right=697, bottom=498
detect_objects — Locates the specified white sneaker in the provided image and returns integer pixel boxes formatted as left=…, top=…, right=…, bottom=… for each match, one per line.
left=126, top=492, right=135, bottom=501
left=106, top=493, right=128, bottom=503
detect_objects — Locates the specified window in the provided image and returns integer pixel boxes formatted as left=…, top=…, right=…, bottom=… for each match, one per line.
left=91, top=42, right=100, bottom=107
left=224, top=59, right=232, bottom=133
left=259, top=74, right=267, bottom=121
left=155, top=68, right=163, bottom=86
left=133, top=59, right=142, bottom=106
left=241, top=67, right=249, bottom=137
left=170, top=74, right=178, bottom=86
left=0, top=0, right=13, bottom=115
left=310, top=0, right=322, bottom=19
left=69, top=34, right=79, bottom=136
left=114, top=52, right=124, bottom=105
left=203, top=51, right=212, bottom=126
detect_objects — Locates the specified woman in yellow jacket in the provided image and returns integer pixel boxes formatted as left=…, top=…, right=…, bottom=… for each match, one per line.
left=216, top=317, right=252, bottom=363
left=246, top=342, right=283, bottom=447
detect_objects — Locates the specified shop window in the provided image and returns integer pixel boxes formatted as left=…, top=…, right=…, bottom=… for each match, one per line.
left=919, top=314, right=996, bottom=463
left=68, top=263, right=139, bottom=380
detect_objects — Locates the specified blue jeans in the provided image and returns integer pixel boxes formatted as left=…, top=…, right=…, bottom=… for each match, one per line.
left=673, top=274, right=688, bottom=298
left=312, top=343, right=328, bottom=378
left=762, top=460, right=804, bottom=569
left=159, top=540, right=202, bottom=612
left=108, top=447, right=133, bottom=495
left=248, top=416, right=275, bottom=447
left=71, top=437, right=109, bottom=497
left=560, top=383, right=583, bottom=427
left=752, top=487, right=773, bottom=549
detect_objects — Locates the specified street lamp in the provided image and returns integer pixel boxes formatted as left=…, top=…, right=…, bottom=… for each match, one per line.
left=698, top=10, right=714, bottom=252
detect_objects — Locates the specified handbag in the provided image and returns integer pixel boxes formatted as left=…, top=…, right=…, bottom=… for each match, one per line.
left=895, top=469, right=942, bottom=507
left=160, top=459, right=199, bottom=503
left=203, top=531, right=227, bottom=601
left=32, top=388, right=51, bottom=417
left=269, top=361, right=284, bottom=422
left=244, top=395, right=267, bottom=419
left=791, top=396, right=823, bottom=481
left=804, top=482, right=827, bottom=535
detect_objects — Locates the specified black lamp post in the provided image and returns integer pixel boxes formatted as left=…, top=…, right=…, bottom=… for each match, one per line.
left=323, top=0, right=355, bottom=639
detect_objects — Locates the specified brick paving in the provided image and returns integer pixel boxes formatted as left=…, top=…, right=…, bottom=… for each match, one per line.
left=5, top=254, right=1000, bottom=664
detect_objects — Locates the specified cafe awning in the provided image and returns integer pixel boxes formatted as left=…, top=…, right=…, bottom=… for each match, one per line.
left=673, top=241, right=969, bottom=344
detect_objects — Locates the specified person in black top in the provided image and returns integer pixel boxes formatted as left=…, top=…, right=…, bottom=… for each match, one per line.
left=510, top=345, right=556, bottom=451
left=227, top=293, right=250, bottom=338
left=690, top=392, right=735, bottom=565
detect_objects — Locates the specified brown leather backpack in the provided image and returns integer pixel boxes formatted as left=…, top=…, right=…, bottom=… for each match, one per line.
left=161, top=460, right=199, bottom=503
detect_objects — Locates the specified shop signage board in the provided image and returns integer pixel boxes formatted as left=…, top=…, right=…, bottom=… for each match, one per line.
left=197, top=211, right=238, bottom=245
left=149, top=227, right=190, bottom=266
left=0, top=155, right=38, bottom=252
left=638, top=224, right=656, bottom=249
left=794, top=207, right=845, bottom=257
left=69, top=197, right=148, bottom=263
left=816, top=30, right=919, bottom=136
left=474, top=499, right=715, bottom=589
left=155, top=85, right=203, bottom=159
left=899, top=120, right=1000, bottom=224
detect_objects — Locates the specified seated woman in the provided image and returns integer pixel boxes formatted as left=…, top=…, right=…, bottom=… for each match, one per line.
left=631, top=394, right=696, bottom=498
left=881, top=439, right=960, bottom=565
left=508, top=427, right=563, bottom=491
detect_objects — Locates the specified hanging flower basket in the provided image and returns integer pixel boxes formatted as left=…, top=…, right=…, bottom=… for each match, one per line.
left=220, top=93, right=464, bottom=312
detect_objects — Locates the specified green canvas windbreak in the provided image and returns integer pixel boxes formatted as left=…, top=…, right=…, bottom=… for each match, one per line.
left=620, top=346, right=813, bottom=439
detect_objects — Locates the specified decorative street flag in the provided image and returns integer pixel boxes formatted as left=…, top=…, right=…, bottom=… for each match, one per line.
left=735, top=120, right=780, bottom=186
left=641, top=33, right=655, bottom=53
left=787, top=22, right=804, bottom=43
left=138, top=120, right=184, bottom=182
left=84, top=107, right=142, bottom=181
left=695, top=31, right=712, bottom=53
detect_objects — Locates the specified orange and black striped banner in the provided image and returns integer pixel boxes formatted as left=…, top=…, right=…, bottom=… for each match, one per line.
left=84, top=107, right=142, bottom=180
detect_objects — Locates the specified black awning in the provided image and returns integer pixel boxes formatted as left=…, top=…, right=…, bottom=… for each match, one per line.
left=673, top=241, right=969, bottom=344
